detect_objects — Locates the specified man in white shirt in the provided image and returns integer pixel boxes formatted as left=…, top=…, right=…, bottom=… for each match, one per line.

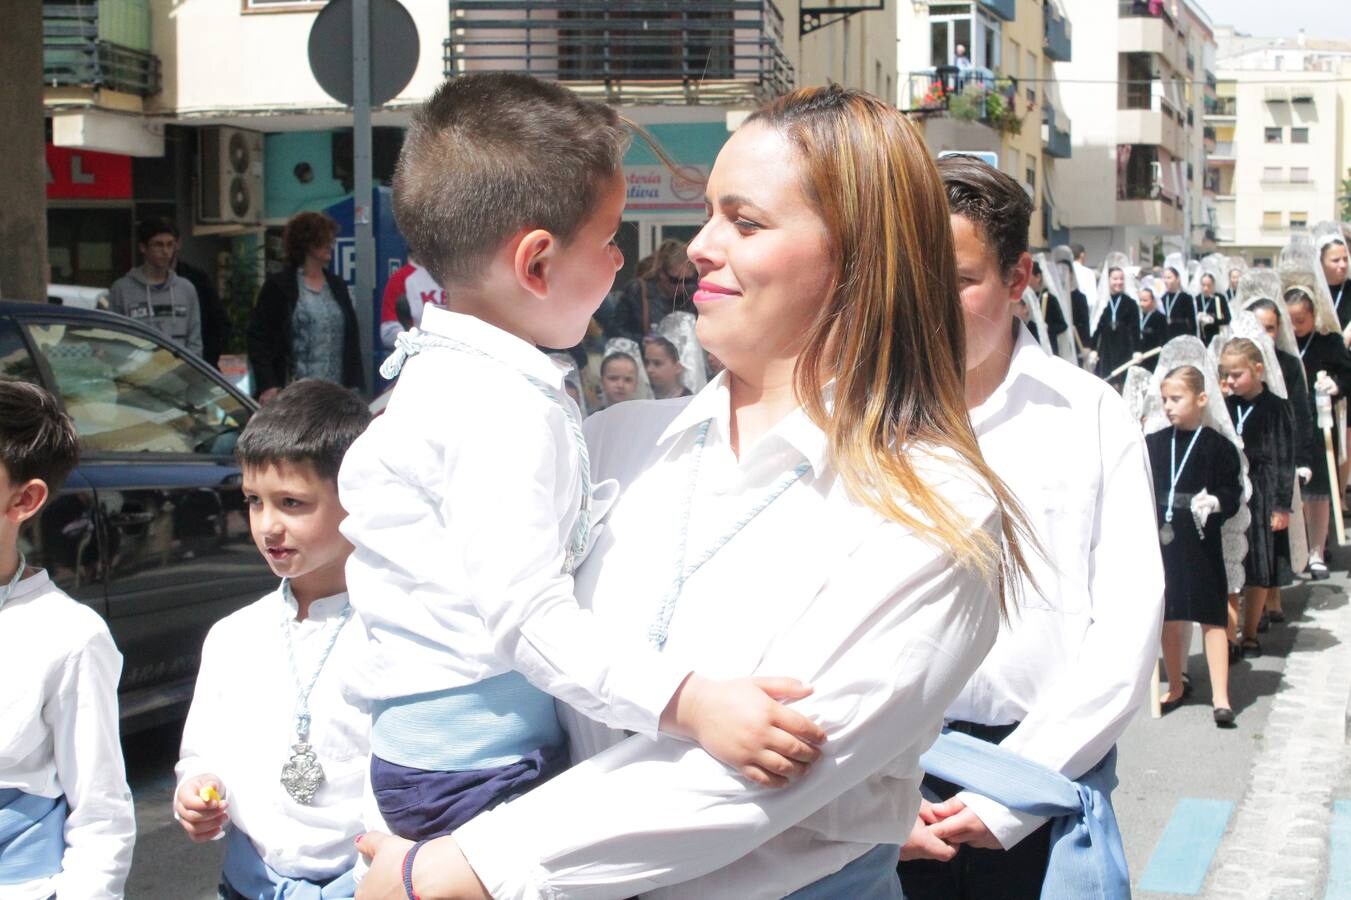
left=898, top=155, right=1163, bottom=897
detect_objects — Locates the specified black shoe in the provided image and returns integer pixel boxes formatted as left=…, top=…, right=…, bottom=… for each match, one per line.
left=1242, top=638, right=1262, bottom=658
left=1257, top=613, right=1270, bottom=634
left=1229, top=641, right=1243, bottom=663
left=1311, top=560, right=1330, bottom=580
left=1160, top=696, right=1184, bottom=715
left=1213, top=707, right=1236, bottom=728
left=1268, top=610, right=1286, bottom=624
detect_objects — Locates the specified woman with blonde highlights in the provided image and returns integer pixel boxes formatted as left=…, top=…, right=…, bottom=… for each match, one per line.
left=357, top=85, right=1023, bottom=900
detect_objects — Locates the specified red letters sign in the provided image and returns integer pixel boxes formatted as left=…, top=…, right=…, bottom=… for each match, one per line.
left=46, top=145, right=133, bottom=200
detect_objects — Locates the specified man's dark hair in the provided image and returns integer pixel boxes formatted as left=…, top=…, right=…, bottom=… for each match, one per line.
left=935, top=154, right=1032, bottom=280
left=137, top=216, right=179, bottom=246
left=282, top=212, right=340, bottom=268
left=393, top=72, right=630, bottom=289
left=1247, top=297, right=1280, bottom=317
left=1031, top=261, right=1042, bottom=277
left=236, top=379, right=372, bottom=481
left=0, top=380, right=80, bottom=496
left=1071, top=243, right=1086, bottom=260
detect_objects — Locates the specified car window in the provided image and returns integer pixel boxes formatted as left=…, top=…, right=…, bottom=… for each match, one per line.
left=24, top=321, right=250, bottom=455
left=0, top=318, right=42, bottom=384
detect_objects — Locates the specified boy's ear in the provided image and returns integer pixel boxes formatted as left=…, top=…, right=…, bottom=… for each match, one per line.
left=4, top=479, right=50, bottom=525
left=512, top=229, right=557, bottom=301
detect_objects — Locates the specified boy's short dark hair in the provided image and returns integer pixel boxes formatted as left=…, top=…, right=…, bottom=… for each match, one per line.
left=935, top=154, right=1032, bottom=280
left=236, top=379, right=372, bottom=482
left=137, top=217, right=179, bottom=246
left=0, top=380, right=80, bottom=496
left=393, top=73, right=630, bottom=288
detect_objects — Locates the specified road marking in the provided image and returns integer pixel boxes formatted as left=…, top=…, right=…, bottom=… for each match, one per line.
left=1329, top=800, right=1351, bottom=900
left=1137, top=798, right=1233, bottom=895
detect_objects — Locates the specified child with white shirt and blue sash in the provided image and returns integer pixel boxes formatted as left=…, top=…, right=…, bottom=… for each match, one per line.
left=338, top=73, right=826, bottom=869
left=173, top=379, right=373, bottom=899
left=0, top=380, right=135, bottom=899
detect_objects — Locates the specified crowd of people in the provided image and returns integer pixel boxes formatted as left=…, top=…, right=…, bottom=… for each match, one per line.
left=3, top=68, right=1349, bottom=900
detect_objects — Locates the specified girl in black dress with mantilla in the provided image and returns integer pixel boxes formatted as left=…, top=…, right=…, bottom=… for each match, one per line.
left=1220, top=339, right=1294, bottom=660
left=1148, top=365, right=1243, bottom=726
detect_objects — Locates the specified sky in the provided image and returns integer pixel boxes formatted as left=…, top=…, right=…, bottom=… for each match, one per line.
left=1200, top=0, right=1351, bottom=41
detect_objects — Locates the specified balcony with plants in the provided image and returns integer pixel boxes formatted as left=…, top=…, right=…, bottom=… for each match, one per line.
left=903, top=67, right=1024, bottom=138
left=443, top=0, right=794, bottom=106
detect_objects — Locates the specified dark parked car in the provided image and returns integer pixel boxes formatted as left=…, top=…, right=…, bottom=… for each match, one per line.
left=0, top=301, right=272, bottom=732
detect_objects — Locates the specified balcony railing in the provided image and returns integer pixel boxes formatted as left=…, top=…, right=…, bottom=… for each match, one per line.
left=443, top=0, right=794, bottom=106
left=43, top=3, right=160, bottom=97
left=1042, top=105, right=1071, bottom=158
left=1043, top=1, right=1071, bottom=61
left=1118, top=0, right=1174, bottom=28
left=1211, top=141, right=1236, bottom=157
left=1205, top=96, right=1237, bottom=116
left=902, top=67, right=1019, bottom=131
left=979, top=0, right=1016, bottom=22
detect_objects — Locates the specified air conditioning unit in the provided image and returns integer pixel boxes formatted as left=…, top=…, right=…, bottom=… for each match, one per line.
left=198, top=127, right=264, bottom=224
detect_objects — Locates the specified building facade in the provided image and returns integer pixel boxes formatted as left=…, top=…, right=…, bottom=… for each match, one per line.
left=42, top=0, right=895, bottom=347
left=1052, top=0, right=1214, bottom=265
left=896, top=0, right=1074, bottom=249
left=1208, top=30, right=1351, bottom=266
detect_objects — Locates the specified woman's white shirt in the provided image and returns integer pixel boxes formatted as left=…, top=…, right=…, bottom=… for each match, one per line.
left=454, top=375, right=1003, bottom=899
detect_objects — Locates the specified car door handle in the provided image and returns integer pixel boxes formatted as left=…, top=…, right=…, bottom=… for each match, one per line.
left=109, top=511, right=157, bottom=526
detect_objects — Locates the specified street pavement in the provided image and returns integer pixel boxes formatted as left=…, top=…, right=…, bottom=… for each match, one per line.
left=121, top=553, right=1351, bottom=898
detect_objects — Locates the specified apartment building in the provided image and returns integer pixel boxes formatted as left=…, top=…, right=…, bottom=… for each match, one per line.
left=42, top=0, right=894, bottom=305
left=1208, top=30, right=1351, bottom=266
left=896, top=0, right=1073, bottom=248
left=1053, top=0, right=1214, bottom=265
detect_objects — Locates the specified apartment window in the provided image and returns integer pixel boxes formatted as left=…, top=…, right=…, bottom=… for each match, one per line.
left=929, top=5, right=973, bottom=68
left=1291, top=167, right=1310, bottom=183
left=1025, top=50, right=1036, bottom=103
left=1263, top=166, right=1282, bottom=182
left=1121, top=53, right=1153, bottom=110
left=1263, top=211, right=1283, bottom=229
left=1292, top=127, right=1310, bottom=143
left=1008, top=41, right=1021, bottom=76
left=1254, top=256, right=1273, bottom=267
left=1026, top=155, right=1037, bottom=190
left=1265, top=127, right=1283, bottom=143
left=1290, top=211, right=1309, bottom=229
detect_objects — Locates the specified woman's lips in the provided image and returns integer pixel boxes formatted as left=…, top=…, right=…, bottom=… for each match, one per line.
left=266, top=547, right=296, bottom=561
left=693, top=281, right=740, bottom=305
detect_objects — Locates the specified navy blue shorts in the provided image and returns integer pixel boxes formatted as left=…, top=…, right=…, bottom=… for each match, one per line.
left=371, top=743, right=569, bottom=841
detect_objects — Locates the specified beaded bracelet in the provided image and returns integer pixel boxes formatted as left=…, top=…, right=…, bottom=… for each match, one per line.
left=403, top=839, right=429, bottom=900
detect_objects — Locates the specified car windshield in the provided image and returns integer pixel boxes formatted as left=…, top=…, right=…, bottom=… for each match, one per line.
left=25, top=322, right=250, bottom=455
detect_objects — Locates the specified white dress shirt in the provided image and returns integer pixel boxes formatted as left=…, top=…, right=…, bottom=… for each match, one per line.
left=339, top=306, right=688, bottom=738
left=453, top=374, right=1003, bottom=899
left=0, top=569, right=134, bottom=900
left=175, top=587, right=367, bottom=882
left=947, top=323, right=1164, bottom=848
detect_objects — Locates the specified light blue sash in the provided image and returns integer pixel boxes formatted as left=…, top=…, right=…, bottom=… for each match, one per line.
left=222, top=828, right=356, bottom=900
left=918, top=730, right=1129, bottom=900
left=784, top=843, right=903, bottom=900
left=370, top=671, right=564, bottom=771
left=0, top=788, right=66, bottom=886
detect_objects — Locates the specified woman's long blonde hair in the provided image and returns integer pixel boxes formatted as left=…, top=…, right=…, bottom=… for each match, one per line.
left=747, top=85, right=1033, bottom=599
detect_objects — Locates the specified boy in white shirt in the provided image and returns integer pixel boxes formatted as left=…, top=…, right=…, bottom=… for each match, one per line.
left=174, top=379, right=373, bottom=898
left=0, top=380, right=135, bottom=899
left=341, top=72, right=824, bottom=848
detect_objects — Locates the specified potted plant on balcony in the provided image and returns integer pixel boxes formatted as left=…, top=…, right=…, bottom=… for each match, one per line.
left=921, top=80, right=948, bottom=111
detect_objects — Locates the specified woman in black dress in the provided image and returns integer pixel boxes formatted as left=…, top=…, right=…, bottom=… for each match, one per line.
left=1149, top=365, right=1244, bottom=725
left=1220, top=338, right=1294, bottom=659
left=1091, top=254, right=1139, bottom=390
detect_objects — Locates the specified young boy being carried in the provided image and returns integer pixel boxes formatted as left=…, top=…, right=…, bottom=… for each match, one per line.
left=174, top=379, right=373, bottom=898
left=0, top=380, right=135, bottom=899
left=341, top=72, right=824, bottom=851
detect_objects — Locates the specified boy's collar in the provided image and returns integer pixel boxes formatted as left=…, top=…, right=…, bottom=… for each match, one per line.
left=418, top=306, right=566, bottom=389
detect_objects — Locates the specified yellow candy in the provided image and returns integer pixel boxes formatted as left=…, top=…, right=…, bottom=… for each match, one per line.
left=198, top=785, right=222, bottom=804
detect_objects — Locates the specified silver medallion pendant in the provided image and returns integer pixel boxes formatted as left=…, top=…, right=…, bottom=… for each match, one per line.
left=280, top=741, right=326, bottom=805
left=1160, top=522, right=1175, bottom=546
